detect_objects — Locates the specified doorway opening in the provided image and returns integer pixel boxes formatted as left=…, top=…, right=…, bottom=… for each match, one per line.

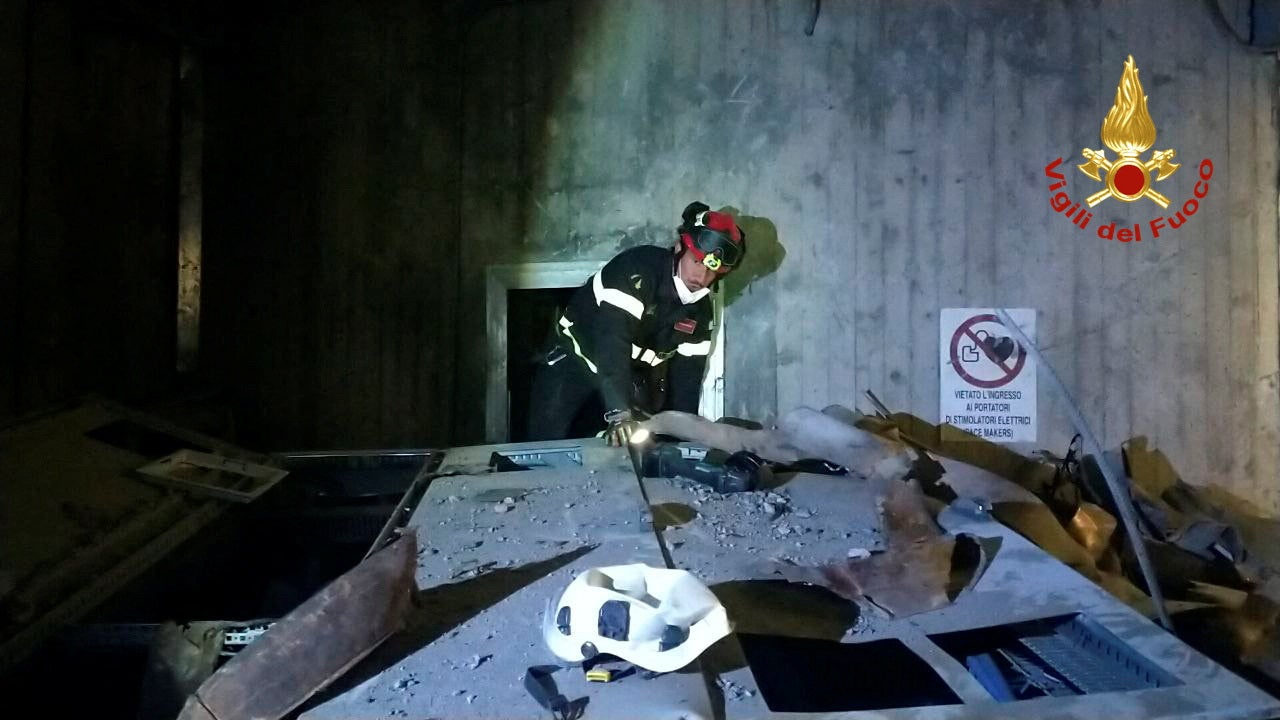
left=505, top=286, right=606, bottom=442
left=485, top=261, right=724, bottom=443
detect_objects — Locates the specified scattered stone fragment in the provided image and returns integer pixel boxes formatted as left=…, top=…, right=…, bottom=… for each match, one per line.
left=844, top=613, right=872, bottom=637
left=502, top=496, right=516, bottom=505
left=392, top=676, right=420, bottom=691
left=447, top=495, right=461, bottom=503
left=467, top=694, right=477, bottom=704
left=471, top=653, right=492, bottom=669
left=847, top=547, right=871, bottom=560
left=795, top=509, right=813, bottom=519
left=494, top=503, right=510, bottom=513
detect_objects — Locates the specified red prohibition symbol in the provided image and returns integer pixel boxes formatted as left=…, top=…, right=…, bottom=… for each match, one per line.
left=948, top=314, right=1026, bottom=389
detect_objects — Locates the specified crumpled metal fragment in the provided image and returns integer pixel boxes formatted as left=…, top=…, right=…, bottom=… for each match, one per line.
left=1066, top=502, right=1117, bottom=563
left=768, top=533, right=993, bottom=618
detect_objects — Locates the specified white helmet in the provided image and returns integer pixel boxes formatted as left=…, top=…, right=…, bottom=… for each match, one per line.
left=543, top=564, right=731, bottom=673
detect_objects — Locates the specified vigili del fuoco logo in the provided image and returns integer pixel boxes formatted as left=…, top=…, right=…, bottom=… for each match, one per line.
left=1045, top=55, right=1213, bottom=243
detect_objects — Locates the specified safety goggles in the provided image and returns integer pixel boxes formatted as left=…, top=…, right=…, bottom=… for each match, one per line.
left=686, top=226, right=743, bottom=272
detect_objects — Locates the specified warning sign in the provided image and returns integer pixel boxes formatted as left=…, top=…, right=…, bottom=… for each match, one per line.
left=939, top=308, right=1037, bottom=442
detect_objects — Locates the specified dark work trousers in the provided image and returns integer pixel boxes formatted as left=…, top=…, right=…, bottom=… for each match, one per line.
left=525, top=342, right=600, bottom=441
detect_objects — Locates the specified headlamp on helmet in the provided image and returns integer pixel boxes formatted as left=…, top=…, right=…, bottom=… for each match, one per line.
left=681, top=209, right=745, bottom=273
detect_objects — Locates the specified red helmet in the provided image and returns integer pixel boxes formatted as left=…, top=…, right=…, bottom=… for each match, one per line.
left=679, top=203, right=745, bottom=272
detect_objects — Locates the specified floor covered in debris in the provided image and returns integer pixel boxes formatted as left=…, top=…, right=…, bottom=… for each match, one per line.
left=294, top=439, right=1279, bottom=720
left=6, top=403, right=1280, bottom=720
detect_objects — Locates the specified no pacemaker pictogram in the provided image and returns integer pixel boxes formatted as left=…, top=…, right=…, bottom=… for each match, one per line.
left=948, top=314, right=1026, bottom=389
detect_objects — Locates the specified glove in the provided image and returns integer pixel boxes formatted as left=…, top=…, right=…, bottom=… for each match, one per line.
left=604, top=409, right=647, bottom=447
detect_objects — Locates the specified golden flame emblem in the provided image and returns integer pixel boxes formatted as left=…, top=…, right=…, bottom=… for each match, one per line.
left=1078, top=56, right=1180, bottom=208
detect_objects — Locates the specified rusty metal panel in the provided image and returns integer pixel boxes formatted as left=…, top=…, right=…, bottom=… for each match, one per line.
left=180, top=534, right=417, bottom=720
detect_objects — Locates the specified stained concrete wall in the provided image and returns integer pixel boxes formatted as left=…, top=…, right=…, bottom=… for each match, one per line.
left=0, top=0, right=179, bottom=421
left=459, top=0, right=1280, bottom=513
left=203, top=0, right=462, bottom=449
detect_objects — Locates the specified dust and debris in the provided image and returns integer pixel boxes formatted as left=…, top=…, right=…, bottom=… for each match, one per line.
left=391, top=675, right=420, bottom=691
left=648, top=473, right=886, bottom=585
left=843, top=612, right=872, bottom=637
left=716, top=677, right=756, bottom=701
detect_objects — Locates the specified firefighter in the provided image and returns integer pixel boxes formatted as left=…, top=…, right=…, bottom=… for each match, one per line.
left=525, top=202, right=745, bottom=445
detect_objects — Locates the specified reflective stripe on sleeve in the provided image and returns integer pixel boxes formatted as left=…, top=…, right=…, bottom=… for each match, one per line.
left=592, top=272, right=644, bottom=320
left=630, top=344, right=664, bottom=366
left=558, top=316, right=599, bottom=374
left=676, top=340, right=712, bottom=357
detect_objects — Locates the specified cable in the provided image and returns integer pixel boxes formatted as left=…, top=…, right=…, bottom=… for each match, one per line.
left=993, top=308, right=1172, bottom=630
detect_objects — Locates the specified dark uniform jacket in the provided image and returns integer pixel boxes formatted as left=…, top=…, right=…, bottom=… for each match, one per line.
left=557, top=246, right=714, bottom=414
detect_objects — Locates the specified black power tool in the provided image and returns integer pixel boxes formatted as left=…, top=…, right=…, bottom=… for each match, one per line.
left=641, top=444, right=770, bottom=493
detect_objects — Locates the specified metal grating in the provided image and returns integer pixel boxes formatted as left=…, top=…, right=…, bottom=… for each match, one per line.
left=1024, top=614, right=1181, bottom=692
left=933, top=613, right=1182, bottom=702
left=496, top=446, right=584, bottom=468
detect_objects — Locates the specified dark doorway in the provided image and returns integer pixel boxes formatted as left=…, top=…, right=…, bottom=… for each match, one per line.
left=506, top=287, right=606, bottom=442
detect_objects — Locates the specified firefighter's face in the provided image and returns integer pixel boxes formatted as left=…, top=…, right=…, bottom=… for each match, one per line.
left=677, top=248, right=719, bottom=291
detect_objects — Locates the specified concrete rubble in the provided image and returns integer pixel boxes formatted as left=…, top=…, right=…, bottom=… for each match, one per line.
left=274, top=406, right=1280, bottom=720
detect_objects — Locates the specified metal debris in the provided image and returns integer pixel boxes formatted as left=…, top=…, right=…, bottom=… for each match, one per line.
left=178, top=534, right=417, bottom=720
left=716, top=677, right=756, bottom=701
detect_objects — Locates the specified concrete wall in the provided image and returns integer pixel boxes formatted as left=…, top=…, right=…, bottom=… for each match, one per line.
left=0, top=0, right=26, bottom=419
left=0, top=0, right=179, bottom=420
left=203, top=0, right=462, bottom=449
left=458, top=0, right=1280, bottom=512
